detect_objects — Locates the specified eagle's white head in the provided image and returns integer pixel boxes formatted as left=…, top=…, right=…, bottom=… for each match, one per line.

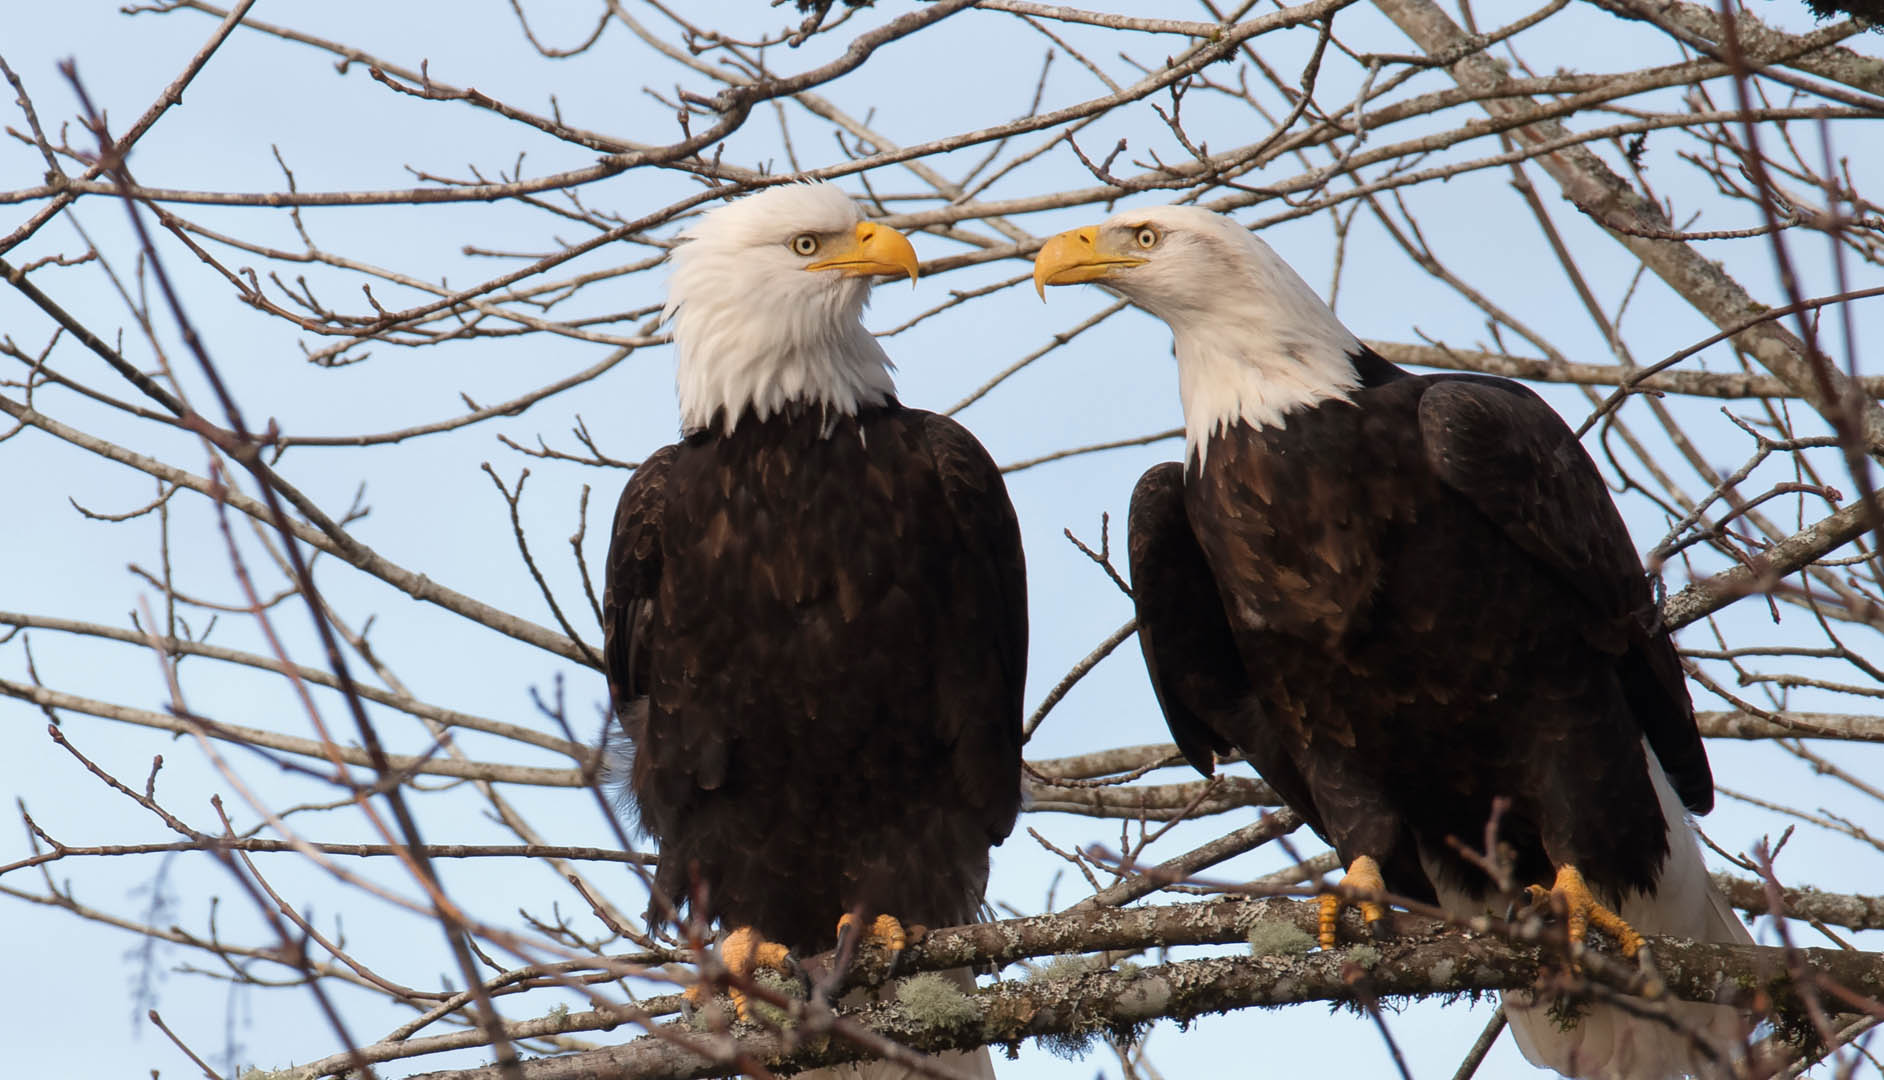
left=1032, top=204, right=1362, bottom=460
left=664, top=183, right=919, bottom=435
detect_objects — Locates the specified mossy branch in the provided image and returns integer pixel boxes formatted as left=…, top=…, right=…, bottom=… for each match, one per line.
left=398, top=899, right=1882, bottom=1080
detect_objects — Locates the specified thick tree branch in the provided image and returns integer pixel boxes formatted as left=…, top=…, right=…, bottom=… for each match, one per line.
left=395, top=898, right=1881, bottom=1080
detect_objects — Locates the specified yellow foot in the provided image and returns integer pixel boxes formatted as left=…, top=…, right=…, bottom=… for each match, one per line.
left=1317, top=855, right=1391, bottom=950
left=686, top=925, right=794, bottom=1020
left=837, top=912, right=908, bottom=966
left=1529, top=864, right=1647, bottom=958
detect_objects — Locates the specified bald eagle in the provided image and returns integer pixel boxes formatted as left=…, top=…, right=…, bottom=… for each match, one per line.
left=1035, top=206, right=1750, bottom=1080
left=605, top=184, right=1023, bottom=1077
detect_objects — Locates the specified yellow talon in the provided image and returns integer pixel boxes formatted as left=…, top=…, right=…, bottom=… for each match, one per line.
left=1542, top=864, right=1647, bottom=958
left=1318, top=855, right=1390, bottom=950
left=838, top=912, right=908, bottom=961
left=688, top=925, right=793, bottom=1020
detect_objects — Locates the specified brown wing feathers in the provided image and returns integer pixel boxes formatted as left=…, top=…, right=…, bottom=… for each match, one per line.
left=604, top=406, right=1025, bottom=956
left=1129, top=367, right=1715, bottom=905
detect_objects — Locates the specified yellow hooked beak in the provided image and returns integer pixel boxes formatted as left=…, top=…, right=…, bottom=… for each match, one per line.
left=806, top=221, right=920, bottom=283
left=1032, top=225, right=1147, bottom=299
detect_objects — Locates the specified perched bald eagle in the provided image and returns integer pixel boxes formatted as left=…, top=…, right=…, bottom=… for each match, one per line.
left=1035, top=206, right=1750, bottom=1080
left=605, top=184, right=1023, bottom=1078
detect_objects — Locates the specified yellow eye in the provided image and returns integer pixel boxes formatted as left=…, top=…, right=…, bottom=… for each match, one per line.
left=1134, top=226, right=1159, bottom=249
left=790, top=233, right=820, bottom=256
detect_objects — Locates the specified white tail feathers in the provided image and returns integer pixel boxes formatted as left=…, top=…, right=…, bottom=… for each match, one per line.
left=1435, top=742, right=1752, bottom=1079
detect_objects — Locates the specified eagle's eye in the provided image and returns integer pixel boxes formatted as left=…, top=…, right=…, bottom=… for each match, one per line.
left=1134, top=226, right=1160, bottom=250
left=790, top=233, right=821, bottom=257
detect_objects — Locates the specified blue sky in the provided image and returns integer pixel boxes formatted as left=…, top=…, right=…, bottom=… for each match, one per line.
left=2, top=2, right=1880, bottom=1077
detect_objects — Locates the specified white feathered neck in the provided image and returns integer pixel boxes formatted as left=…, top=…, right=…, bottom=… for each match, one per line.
left=663, top=183, right=896, bottom=435
left=1095, top=206, right=1363, bottom=462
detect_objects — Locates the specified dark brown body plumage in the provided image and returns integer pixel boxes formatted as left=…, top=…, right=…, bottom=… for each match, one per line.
left=604, top=402, right=1026, bottom=955
left=1129, top=351, right=1712, bottom=906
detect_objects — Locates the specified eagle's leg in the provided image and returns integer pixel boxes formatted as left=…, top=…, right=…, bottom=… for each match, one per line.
left=837, top=912, right=908, bottom=970
left=1528, top=864, right=1647, bottom=958
left=1317, top=854, right=1390, bottom=950
left=686, top=925, right=794, bottom=1020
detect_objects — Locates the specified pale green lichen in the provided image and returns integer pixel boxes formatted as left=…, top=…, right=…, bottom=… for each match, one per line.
left=1247, top=921, right=1317, bottom=957
left=753, top=968, right=805, bottom=999
left=1027, top=954, right=1102, bottom=982
left=747, top=968, right=803, bottom=1029
left=239, top=1069, right=310, bottom=1080
left=1428, top=958, right=1457, bottom=985
left=897, top=972, right=981, bottom=1027
left=1026, top=959, right=1109, bottom=1060
left=1345, top=944, right=1381, bottom=969
left=1114, top=959, right=1142, bottom=980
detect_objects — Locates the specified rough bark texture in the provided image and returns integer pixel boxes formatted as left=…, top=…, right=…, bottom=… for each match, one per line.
left=397, top=898, right=1884, bottom=1080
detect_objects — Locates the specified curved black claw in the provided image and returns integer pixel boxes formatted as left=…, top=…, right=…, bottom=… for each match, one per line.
left=883, top=936, right=912, bottom=979
left=832, top=917, right=860, bottom=964
left=780, top=950, right=812, bottom=1000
